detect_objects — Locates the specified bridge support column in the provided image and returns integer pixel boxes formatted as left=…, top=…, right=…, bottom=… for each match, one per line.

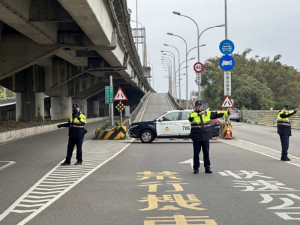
left=16, top=92, right=45, bottom=122
left=72, top=98, right=87, bottom=116
left=14, top=65, right=46, bottom=121
left=93, top=101, right=100, bottom=117
left=50, top=96, right=72, bottom=120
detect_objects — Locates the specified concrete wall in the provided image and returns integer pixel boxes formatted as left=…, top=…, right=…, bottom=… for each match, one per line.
left=0, top=116, right=109, bottom=143
left=241, top=110, right=300, bottom=130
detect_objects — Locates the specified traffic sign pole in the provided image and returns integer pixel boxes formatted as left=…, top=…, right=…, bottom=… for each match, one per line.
left=193, top=62, right=204, bottom=100
left=109, top=75, right=114, bottom=128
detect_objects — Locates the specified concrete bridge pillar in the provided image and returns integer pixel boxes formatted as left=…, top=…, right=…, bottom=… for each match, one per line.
left=15, top=66, right=46, bottom=121
left=50, top=96, right=72, bottom=120
left=93, top=101, right=100, bottom=117
left=16, top=92, right=45, bottom=122
left=72, top=98, right=87, bottom=116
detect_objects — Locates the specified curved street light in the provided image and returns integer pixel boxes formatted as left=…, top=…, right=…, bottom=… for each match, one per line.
left=167, top=32, right=190, bottom=109
left=162, top=53, right=177, bottom=97
left=161, top=57, right=173, bottom=94
left=173, top=11, right=225, bottom=100
left=164, top=43, right=182, bottom=106
left=161, top=50, right=177, bottom=98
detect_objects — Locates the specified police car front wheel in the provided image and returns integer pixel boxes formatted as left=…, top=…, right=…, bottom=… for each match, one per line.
left=140, top=130, right=154, bottom=143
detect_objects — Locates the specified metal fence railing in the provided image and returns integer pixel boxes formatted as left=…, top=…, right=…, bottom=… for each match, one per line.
left=0, top=97, right=16, bottom=105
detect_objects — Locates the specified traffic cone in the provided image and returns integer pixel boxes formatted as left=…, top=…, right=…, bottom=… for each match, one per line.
left=225, top=127, right=232, bottom=139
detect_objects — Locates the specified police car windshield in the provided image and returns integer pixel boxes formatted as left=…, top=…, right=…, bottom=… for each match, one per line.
left=155, top=112, right=169, bottom=120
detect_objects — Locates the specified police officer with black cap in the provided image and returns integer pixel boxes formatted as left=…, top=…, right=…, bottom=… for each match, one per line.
left=58, top=104, right=87, bottom=165
left=188, top=100, right=229, bottom=174
left=277, top=104, right=300, bottom=161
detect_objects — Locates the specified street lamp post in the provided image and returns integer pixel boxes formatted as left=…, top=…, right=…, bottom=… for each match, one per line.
left=161, top=51, right=177, bottom=98
left=173, top=11, right=200, bottom=101
left=172, top=12, right=199, bottom=63
left=161, top=58, right=173, bottom=94
left=198, top=24, right=225, bottom=59
left=173, top=11, right=225, bottom=101
left=164, top=43, right=181, bottom=106
left=167, top=32, right=190, bottom=109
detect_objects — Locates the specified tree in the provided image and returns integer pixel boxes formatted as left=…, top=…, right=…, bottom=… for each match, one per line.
left=201, top=50, right=300, bottom=110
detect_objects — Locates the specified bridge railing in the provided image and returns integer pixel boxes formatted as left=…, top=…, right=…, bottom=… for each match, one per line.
left=0, top=97, right=16, bottom=105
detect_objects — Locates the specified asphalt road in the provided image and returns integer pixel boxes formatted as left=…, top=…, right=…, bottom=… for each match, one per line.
left=1, top=93, right=300, bottom=225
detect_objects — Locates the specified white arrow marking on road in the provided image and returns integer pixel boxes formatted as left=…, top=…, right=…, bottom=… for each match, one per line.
left=0, top=161, right=16, bottom=171
left=180, top=158, right=204, bottom=169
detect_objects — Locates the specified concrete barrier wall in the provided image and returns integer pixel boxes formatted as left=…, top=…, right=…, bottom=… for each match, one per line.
left=130, top=91, right=151, bottom=123
left=0, top=117, right=109, bottom=143
left=241, top=110, right=300, bottom=130
left=167, top=92, right=179, bottom=109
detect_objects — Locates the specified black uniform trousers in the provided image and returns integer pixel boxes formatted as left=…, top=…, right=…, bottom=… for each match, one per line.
left=192, top=140, right=210, bottom=170
left=279, top=135, right=289, bottom=158
left=65, top=137, right=83, bottom=163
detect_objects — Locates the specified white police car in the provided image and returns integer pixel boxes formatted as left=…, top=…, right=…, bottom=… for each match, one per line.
left=129, top=109, right=221, bottom=143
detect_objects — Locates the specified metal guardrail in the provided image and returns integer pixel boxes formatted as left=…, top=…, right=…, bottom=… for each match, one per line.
left=0, top=97, right=16, bottom=105
left=241, top=110, right=300, bottom=130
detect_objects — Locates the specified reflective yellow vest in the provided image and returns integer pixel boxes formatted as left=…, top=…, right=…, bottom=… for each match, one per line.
left=188, top=109, right=228, bottom=128
left=70, top=113, right=86, bottom=128
left=277, top=110, right=295, bottom=127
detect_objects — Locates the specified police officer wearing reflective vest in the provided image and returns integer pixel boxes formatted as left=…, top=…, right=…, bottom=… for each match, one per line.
left=277, top=104, right=299, bottom=161
left=188, top=100, right=229, bottom=174
left=58, top=104, right=87, bottom=165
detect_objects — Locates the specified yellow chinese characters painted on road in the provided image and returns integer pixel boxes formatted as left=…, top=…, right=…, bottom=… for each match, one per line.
left=144, top=215, right=217, bottom=225
left=137, top=171, right=218, bottom=225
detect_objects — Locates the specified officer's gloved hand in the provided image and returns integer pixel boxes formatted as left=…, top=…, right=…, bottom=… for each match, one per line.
left=57, top=125, right=61, bottom=128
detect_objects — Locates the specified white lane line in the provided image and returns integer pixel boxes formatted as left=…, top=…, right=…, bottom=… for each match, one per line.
left=0, top=140, right=133, bottom=225
left=219, top=138, right=300, bottom=168
left=0, top=161, right=16, bottom=171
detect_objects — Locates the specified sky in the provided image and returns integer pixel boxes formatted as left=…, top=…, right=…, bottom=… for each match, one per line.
left=126, top=0, right=300, bottom=98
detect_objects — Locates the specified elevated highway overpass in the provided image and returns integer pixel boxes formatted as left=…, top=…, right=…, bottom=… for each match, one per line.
left=0, top=0, right=152, bottom=121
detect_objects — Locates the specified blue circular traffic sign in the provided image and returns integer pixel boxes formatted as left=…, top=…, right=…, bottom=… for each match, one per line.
left=219, top=55, right=235, bottom=71
left=219, top=39, right=234, bottom=55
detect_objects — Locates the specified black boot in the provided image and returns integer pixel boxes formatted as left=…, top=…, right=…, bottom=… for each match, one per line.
left=61, top=161, right=70, bottom=166
left=205, top=169, right=212, bottom=174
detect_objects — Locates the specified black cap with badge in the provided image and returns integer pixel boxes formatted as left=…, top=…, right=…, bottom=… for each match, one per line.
left=283, top=104, right=290, bottom=110
left=195, top=100, right=203, bottom=106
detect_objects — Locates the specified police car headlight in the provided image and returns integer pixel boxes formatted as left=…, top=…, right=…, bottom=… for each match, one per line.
left=130, top=124, right=139, bottom=129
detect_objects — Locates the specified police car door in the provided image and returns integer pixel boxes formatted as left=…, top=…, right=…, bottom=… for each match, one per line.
left=179, top=111, right=192, bottom=135
left=156, top=112, right=180, bottom=136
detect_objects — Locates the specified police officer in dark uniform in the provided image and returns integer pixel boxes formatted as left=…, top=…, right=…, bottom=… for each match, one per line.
left=188, top=100, right=229, bottom=174
left=58, top=104, right=87, bottom=165
left=277, top=104, right=299, bottom=161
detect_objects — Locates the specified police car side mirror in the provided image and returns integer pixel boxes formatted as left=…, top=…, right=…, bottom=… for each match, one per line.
left=158, top=118, right=163, bottom=122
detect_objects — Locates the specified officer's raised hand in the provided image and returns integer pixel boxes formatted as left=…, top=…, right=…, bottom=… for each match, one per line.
left=198, top=111, right=206, bottom=116
left=227, top=109, right=231, bottom=117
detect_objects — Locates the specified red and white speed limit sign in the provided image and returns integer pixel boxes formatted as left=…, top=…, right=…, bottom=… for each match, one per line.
left=193, top=62, right=204, bottom=73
